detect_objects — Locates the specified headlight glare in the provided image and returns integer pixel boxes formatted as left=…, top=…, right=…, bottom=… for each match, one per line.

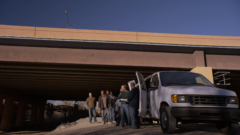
left=228, top=97, right=237, bottom=104
left=178, top=96, right=186, bottom=102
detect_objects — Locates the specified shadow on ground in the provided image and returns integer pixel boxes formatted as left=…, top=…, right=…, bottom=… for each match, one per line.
left=4, top=115, right=88, bottom=135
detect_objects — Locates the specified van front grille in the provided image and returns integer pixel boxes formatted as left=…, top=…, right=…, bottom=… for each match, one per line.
left=190, top=96, right=227, bottom=106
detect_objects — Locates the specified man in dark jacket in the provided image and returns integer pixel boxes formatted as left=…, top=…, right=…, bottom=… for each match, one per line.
left=115, top=92, right=122, bottom=126
left=98, top=90, right=110, bottom=124
left=127, top=82, right=140, bottom=129
left=109, top=91, right=115, bottom=123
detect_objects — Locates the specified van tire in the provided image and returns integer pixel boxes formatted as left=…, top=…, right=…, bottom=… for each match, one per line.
left=147, top=119, right=153, bottom=124
left=160, top=106, right=176, bottom=134
left=140, top=118, right=144, bottom=125
left=216, top=121, right=238, bottom=135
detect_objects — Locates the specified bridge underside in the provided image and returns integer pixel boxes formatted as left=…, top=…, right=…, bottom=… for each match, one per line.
left=0, top=61, right=190, bottom=100
left=1, top=61, right=240, bottom=101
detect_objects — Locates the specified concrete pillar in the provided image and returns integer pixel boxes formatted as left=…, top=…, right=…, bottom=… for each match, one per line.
left=0, top=97, right=3, bottom=115
left=191, top=67, right=214, bottom=84
left=37, top=105, right=45, bottom=125
left=0, top=98, right=14, bottom=132
left=193, top=51, right=205, bottom=67
left=30, top=104, right=38, bottom=126
left=15, top=101, right=26, bottom=127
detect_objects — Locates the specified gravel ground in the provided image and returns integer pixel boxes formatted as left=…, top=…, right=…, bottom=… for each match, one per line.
left=45, top=117, right=240, bottom=135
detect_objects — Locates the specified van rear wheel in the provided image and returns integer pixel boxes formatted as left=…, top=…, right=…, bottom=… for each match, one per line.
left=216, top=121, right=238, bottom=135
left=140, top=118, right=145, bottom=125
left=160, top=106, right=176, bottom=134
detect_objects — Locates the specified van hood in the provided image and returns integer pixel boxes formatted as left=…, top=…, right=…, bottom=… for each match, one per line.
left=164, top=86, right=237, bottom=96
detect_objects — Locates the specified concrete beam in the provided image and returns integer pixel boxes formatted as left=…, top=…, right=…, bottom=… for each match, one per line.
left=206, top=54, right=240, bottom=70
left=0, top=98, right=14, bottom=132
left=1, top=24, right=240, bottom=47
left=0, top=45, right=195, bottom=68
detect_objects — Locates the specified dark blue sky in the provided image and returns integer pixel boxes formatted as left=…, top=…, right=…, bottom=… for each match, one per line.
left=0, top=0, right=240, bottom=36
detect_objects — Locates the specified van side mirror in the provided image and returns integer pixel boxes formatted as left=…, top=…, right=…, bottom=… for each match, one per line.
left=150, top=82, right=158, bottom=88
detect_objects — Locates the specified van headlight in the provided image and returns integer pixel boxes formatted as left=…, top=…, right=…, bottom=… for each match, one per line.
left=228, top=97, right=238, bottom=104
left=171, top=95, right=187, bottom=103
left=178, top=96, right=186, bottom=102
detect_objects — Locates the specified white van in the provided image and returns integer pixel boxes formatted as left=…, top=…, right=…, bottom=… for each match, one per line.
left=133, top=71, right=239, bottom=134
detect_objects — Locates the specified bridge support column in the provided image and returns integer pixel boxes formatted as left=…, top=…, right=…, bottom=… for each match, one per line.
left=30, top=104, right=38, bottom=126
left=37, top=105, right=45, bottom=125
left=0, top=98, right=14, bottom=132
left=193, top=50, right=205, bottom=67
left=0, top=97, right=3, bottom=116
left=15, top=101, right=26, bottom=127
left=191, top=67, right=214, bottom=84
left=191, top=50, right=214, bottom=83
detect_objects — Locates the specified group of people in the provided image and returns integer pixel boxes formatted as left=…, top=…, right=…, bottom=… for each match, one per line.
left=86, top=82, right=140, bottom=129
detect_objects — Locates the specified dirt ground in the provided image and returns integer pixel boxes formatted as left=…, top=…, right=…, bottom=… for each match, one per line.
left=4, top=117, right=240, bottom=135
left=48, top=118, right=240, bottom=135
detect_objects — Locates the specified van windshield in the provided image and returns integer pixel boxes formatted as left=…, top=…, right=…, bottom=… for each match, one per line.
left=160, top=72, right=214, bottom=87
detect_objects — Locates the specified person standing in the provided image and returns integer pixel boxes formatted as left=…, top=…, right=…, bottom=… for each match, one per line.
left=109, top=91, right=115, bottom=123
left=127, top=82, right=140, bottom=129
left=86, top=92, right=97, bottom=123
left=113, top=85, right=130, bottom=127
left=115, top=92, right=122, bottom=126
left=105, top=90, right=111, bottom=123
left=98, top=90, right=110, bottom=124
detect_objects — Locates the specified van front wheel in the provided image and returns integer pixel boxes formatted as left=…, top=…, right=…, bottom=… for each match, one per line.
left=160, top=106, right=176, bottom=134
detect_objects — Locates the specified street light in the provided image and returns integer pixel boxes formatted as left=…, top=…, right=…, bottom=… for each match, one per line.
left=65, top=11, right=72, bottom=28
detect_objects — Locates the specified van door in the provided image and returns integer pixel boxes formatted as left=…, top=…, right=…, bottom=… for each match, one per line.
left=136, top=71, right=147, bottom=117
left=128, top=80, right=136, bottom=91
left=149, top=73, right=159, bottom=118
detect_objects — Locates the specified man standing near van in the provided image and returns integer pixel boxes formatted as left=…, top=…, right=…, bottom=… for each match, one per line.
left=86, top=92, right=96, bottom=123
left=115, top=92, right=122, bottom=126
left=113, top=85, right=130, bottom=127
left=109, top=91, right=115, bottom=123
left=98, top=90, right=110, bottom=124
left=127, top=82, right=140, bottom=129
left=105, top=90, right=112, bottom=124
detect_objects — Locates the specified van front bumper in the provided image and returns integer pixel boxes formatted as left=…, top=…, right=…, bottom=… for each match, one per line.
left=171, top=107, right=240, bottom=121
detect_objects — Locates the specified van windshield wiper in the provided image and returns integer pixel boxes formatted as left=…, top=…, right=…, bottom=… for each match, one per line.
left=187, top=83, right=205, bottom=85
left=164, top=83, right=188, bottom=86
left=186, top=83, right=213, bottom=86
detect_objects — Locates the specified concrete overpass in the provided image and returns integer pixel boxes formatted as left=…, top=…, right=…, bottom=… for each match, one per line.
left=0, top=24, right=240, bottom=131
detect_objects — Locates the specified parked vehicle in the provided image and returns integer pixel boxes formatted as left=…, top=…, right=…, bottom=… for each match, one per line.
left=133, top=71, right=239, bottom=134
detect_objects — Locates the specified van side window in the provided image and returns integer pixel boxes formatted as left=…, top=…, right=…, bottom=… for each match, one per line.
left=151, top=74, right=159, bottom=87
left=140, top=78, right=147, bottom=91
